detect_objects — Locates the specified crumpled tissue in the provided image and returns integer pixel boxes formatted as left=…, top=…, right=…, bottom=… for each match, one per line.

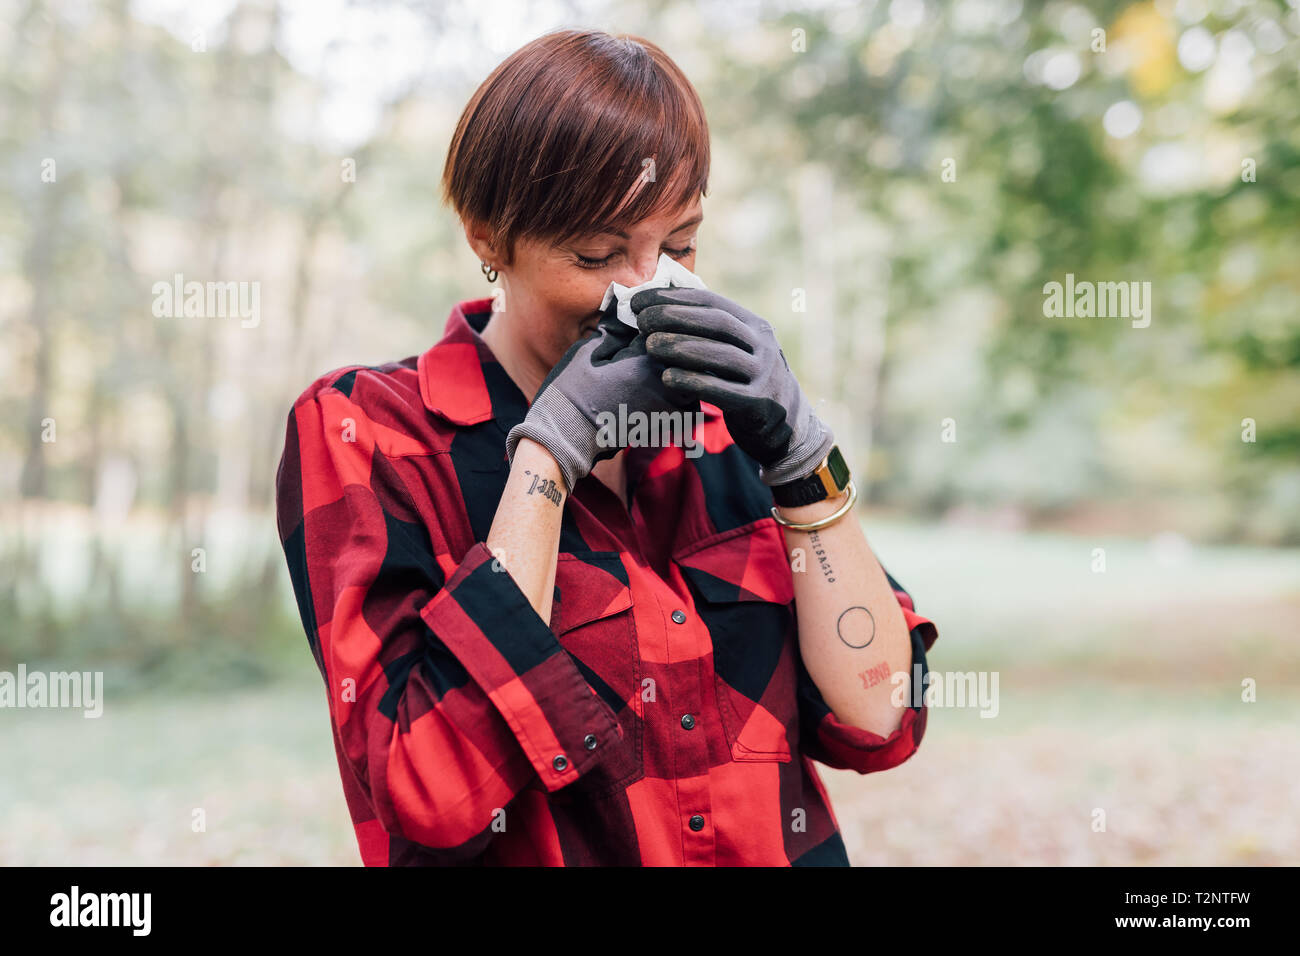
left=598, top=252, right=708, bottom=329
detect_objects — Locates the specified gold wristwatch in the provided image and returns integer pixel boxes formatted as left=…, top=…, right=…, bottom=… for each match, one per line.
left=770, top=445, right=851, bottom=508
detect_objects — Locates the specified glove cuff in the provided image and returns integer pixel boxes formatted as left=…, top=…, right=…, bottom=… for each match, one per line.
left=759, top=416, right=835, bottom=486
left=505, top=387, right=599, bottom=495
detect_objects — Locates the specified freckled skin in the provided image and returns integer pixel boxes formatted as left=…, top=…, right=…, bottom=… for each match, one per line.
left=463, top=195, right=703, bottom=401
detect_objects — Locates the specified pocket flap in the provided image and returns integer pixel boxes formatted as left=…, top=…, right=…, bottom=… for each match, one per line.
left=674, top=519, right=794, bottom=605
left=550, top=551, right=633, bottom=635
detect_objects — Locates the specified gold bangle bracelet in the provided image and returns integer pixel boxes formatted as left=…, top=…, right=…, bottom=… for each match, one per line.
left=770, top=478, right=857, bottom=532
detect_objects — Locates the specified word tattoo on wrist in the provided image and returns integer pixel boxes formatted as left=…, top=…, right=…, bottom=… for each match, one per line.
left=523, top=469, right=562, bottom=506
left=808, top=530, right=835, bottom=583
left=836, top=605, right=876, bottom=649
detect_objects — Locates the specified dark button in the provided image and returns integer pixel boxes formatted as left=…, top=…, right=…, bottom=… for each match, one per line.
left=584, top=733, right=598, bottom=750
left=552, top=754, right=568, bottom=772
left=671, top=609, right=687, bottom=624
left=689, top=814, right=705, bottom=831
left=680, top=714, right=695, bottom=730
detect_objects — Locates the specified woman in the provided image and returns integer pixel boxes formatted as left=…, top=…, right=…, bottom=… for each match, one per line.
left=275, top=28, right=938, bottom=866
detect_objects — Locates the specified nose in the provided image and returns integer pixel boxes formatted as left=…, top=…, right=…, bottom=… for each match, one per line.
left=616, top=252, right=660, bottom=288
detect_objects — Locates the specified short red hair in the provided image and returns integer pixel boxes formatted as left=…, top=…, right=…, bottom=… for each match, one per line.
left=441, top=29, right=710, bottom=268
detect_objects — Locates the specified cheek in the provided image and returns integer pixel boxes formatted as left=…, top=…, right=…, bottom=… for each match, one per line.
left=545, top=271, right=613, bottom=317
left=532, top=276, right=608, bottom=358
left=525, top=253, right=617, bottom=327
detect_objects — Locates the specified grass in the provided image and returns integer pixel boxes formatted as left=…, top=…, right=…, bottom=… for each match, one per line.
left=824, top=683, right=1300, bottom=866
left=0, top=677, right=357, bottom=866
left=2, top=518, right=1297, bottom=865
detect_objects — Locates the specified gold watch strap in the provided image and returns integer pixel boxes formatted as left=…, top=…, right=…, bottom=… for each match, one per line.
left=770, top=445, right=851, bottom=508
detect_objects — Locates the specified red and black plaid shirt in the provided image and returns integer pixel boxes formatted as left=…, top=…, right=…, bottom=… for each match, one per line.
left=274, top=296, right=940, bottom=866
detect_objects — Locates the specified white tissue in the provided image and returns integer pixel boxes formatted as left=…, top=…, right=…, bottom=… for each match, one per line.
left=599, top=252, right=708, bottom=329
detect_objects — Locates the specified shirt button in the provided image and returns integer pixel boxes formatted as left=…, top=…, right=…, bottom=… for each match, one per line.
left=671, top=609, right=686, bottom=624
left=584, top=733, right=598, bottom=750
left=689, top=814, right=705, bottom=831
left=552, top=754, right=569, bottom=772
left=680, top=714, right=695, bottom=730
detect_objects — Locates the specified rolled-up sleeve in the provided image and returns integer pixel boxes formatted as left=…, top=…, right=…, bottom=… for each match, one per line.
left=275, top=378, right=621, bottom=861
left=419, top=542, right=623, bottom=790
left=797, top=575, right=939, bottom=774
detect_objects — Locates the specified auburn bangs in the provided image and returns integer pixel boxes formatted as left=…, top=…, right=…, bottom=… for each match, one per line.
left=442, top=29, right=710, bottom=266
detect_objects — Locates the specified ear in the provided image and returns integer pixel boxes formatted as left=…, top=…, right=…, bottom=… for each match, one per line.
left=462, top=217, right=499, bottom=266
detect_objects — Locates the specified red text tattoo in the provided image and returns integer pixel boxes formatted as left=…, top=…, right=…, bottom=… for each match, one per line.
left=858, top=661, right=890, bottom=690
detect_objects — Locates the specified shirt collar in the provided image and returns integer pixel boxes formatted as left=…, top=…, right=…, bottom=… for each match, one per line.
left=417, top=296, right=722, bottom=427
left=417, top=297, right=504, bottom=425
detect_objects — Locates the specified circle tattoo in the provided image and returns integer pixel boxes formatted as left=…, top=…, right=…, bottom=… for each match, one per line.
left=836, top=605, right=875, bottom=649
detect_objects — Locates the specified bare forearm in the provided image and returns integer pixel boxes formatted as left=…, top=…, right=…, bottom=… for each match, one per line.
left=485, top=437, right=567, bottom=623
left=780, top=495, right=912, bottom=738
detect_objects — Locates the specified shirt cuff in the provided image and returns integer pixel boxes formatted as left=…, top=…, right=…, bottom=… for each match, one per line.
left=805, top=605, right=938, bottom=774
left=418, top=541, right=623, bottom=792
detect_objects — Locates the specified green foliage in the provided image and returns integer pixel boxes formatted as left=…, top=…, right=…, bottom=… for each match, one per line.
left=2, top=0, right=1298, bottom=673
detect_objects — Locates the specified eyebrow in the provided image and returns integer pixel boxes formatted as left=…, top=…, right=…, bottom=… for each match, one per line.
left=596, top=213, right=703, bottom=240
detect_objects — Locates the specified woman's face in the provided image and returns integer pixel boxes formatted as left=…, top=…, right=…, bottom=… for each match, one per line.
left=477, top=195, right=703, bottom=368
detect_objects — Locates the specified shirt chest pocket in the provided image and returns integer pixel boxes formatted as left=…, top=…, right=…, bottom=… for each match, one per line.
left=548, top=551, right=643, bottom=795
left=675, top=520, right=798, bottom=764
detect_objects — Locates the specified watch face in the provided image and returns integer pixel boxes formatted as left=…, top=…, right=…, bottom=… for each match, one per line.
left=826, top=445, right=850, bottom=488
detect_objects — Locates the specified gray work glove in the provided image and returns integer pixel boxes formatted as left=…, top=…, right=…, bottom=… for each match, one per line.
left=633, top=286, right=834, bottom=486
left=505, top=305, right=700, bottom=494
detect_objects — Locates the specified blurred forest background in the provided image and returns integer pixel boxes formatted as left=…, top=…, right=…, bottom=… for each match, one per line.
left=2, top=0, right=1297, bottom=865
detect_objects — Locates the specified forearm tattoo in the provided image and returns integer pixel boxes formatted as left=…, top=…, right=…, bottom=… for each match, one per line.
left=523, top=469, right=562, bottom=506
left=808, top=530, right=835, bottom=583
left=857, top=660, right=890, bottom=690
left=836, top=605, right=876, bottom=649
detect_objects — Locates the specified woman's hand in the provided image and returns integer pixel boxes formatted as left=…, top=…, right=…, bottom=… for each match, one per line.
left=505, top=305, right=699, bottom=495
left=633, top=286, right=834, bottom=485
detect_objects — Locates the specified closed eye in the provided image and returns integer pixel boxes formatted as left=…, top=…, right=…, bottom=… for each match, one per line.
left=573, top=243, right=695, bottom=271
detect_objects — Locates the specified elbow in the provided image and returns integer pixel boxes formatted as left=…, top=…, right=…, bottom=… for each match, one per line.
left=364, top=716, right=530, bottom=862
